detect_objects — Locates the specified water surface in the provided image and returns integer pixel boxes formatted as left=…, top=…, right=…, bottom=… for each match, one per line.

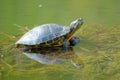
left=0, top=0, right=120, bottom=80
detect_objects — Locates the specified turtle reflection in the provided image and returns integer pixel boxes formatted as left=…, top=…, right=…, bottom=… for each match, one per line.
left=23, top=47, right=84, bottom=68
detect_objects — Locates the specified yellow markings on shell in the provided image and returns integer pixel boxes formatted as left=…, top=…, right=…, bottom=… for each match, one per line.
left=54, top=37, right=63, bottom=46
left=39, top=36, right=64, bottom=47
left=45, top=41, right=50, bottom=45
left=58, top=41, right=63, bottom=46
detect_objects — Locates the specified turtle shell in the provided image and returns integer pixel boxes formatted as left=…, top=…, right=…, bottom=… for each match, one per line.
left=15, top=24, right=70, bottom=45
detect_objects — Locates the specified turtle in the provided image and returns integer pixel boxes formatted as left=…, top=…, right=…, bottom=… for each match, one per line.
left=15, top=18, right=83, bottom=51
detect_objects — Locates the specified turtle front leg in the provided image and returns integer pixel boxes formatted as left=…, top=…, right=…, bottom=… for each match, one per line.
left=69, top=37, right=80, bottom=46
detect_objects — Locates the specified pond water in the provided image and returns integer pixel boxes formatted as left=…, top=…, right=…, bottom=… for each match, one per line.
left=0, top=46, right=84, bottom=80
left=0, top=0, right=120, bottom=80
left=1, top=25, right=120, bottom=80
left=0, top=0, right=120, bottom=34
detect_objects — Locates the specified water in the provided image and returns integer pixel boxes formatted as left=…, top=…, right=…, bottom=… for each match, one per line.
left=0, top=0, right=120, bottom=80
left=1, top=25, right=120, bottom=80
left=0, top=0, right=120, bottom=34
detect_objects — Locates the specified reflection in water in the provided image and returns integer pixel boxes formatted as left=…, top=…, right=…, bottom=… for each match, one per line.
left=23, top=47, right=84, bottom=68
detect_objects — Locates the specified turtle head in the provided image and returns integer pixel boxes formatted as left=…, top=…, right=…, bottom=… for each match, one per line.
left=70, top=18, right=83, bottom=32
left=68, top=18, right=83, bottom=40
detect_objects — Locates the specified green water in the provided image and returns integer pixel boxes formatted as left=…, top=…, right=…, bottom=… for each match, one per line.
left=0, top=0, right=120, bottom=80
left=1, top=25, right=120, bottom=80
left=0, top=0, right=120, bottom=33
